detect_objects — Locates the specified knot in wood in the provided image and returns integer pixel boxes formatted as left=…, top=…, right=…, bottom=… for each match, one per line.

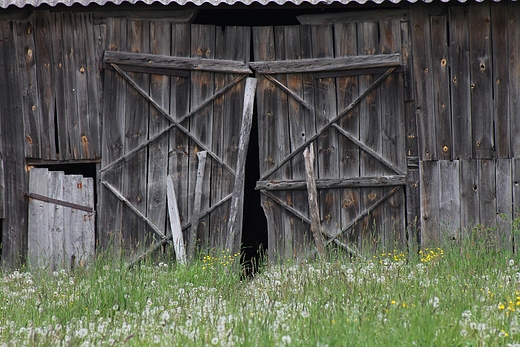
left=442, top=145, right=449, bottom=153
left=440, top=59, right=447, bottom=67
left=80, top=67, right=85, bottom=74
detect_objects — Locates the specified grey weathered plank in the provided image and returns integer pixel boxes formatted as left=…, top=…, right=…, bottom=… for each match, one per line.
left=189, top=24, right=214, bottom=251
left=1, top=21, right=28, bottom=268
left=406, top=168, right=420, bottom=248
left=99, top=17, right=125, bottom=250
left=189, top=151, right=207, bottom=260
left=14, top=20, right=40, bottom=159
left=49, top=171, right=65, bottom=269
left=50, top=12, right=69, bottom=160
left=304, top=144, right=326, bottom=257
left=419, top=160, right=440, bottom=246
left=469, top=4, right=494, bottom=159
left=411, top=4, right=436, bottom=161
left=256, top=176, right=406, bottom=190
left=334, top=22, right=360, bottom=248
left=250, top=53, right=401, bottom=74
left=460, top=159, right=479, bottom=236
left=449, top=6, right=472, bottom=160
left=430, top=15, right=452, bottom=161
left=379, top=19, right=406, bottom=247
left=226, top=78, right=257, bottom=253
left=513, top=159, right=520, bottom=251
left=168, top=23, right=191, bottom=243
left=439, top=160, right=461, bottom=241
left=491, top=2, right=510, bottom=159
left=253, top=25, right=282, bottom=261
left=81, top=176, right=95, bottom=266
left=63, top=174, right=78, bottom=269
left=34, top=11, right=56, bottom=160
left=509, top=3, right=520, bottom=158
left=167, top=176, right=186, bottom=264
left=147, top=21, right=170, bottom=241
left=358, top=21, right=384, bottom=247
left=28, top=168, right=52, bottom=268
left=122, top=19, right=149, bottom=251
left=297, top=9, right=409, bottom=25
left=478, top=160, right=497, bottom=230
left=104, top=50, right=251, bottom=74
left=495, top=159, right=512, bottom=247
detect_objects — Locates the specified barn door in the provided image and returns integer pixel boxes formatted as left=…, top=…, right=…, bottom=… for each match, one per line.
left=27, top=168, right=95, bottom=269
left=252, top=24, right=407, bottom=260
left=99, top=21, right=253, bottom=262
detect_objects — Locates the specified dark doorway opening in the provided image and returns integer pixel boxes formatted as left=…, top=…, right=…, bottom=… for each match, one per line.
left=241, top=108, right=268, bottom=276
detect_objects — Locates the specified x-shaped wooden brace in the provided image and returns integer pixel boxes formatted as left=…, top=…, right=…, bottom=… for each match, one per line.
left=101, top=63, right=248, bottom=264
left=257, top=66, right=404, bottom=245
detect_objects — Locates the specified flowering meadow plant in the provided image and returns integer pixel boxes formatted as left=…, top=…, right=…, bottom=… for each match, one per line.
left=0, top=242, right=519, bottom=346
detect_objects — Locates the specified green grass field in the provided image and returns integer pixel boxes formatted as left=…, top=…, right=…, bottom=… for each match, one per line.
left=1, top=237, right=520, bottom=346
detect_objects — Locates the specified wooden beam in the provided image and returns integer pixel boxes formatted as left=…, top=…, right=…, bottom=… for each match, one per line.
left=304, top=144, right=326, bottom=258
left=104, top=50, right=252, bottom=74
left=188, top=151, right=207, bottom=261
left=297, top=9, right=409, bottom=25
left=93, top=10, right=198, bottom=23
left=256, top=175, right=407, bottom=191
left=167, top=176, right=186, bottom=265
left=250, top=53, right=400, bottom=74
left=225, top=78, right=257, bottom=253
left=103, top=63, right=189, bottom=77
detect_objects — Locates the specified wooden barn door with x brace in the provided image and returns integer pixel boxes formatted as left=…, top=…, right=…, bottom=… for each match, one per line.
left=251, top=23, right=408, bottom=261
left=100, top=21, right=255, bottom=264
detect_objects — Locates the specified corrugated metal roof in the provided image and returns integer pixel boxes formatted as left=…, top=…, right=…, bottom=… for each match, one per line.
left=0, top=0, right=508, bottom=9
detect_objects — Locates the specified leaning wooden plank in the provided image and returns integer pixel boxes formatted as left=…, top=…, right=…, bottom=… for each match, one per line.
left=103, top=50, right=251, bottom=74
left=304, top=144, right=326, bottom=258
left=167, top=176, right=187, bottom=264
left=297, top=9, right=409, bottom=25
left=225, top=77, right=257, bottom=254
left=250, top=53, right=401, bottom=74
left=256, top=176, right=407, bottom=190
left=28, top=168, right=51, bottom=268
left=188, top=151, right=207, bottom=261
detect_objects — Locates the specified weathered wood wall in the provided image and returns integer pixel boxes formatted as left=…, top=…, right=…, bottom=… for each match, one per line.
left=411, top=2, right=520, bottom=247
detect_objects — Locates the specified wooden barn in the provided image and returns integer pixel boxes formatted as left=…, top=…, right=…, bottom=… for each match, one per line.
left=0, top=0, right=518, bottom=268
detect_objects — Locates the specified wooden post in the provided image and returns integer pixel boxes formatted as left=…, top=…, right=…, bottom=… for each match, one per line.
left=188, top=150, right=207, bottom=261
left=303, top=143, right=326, bottom=257
left=225, top=77, right=257, bottom=253
left=167, top=176, right=186, bottom=265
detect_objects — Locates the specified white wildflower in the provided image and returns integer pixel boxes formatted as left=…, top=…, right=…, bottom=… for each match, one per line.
left=76, top=328, right=88, bottom=339
left=281, top=335, right=292, bottom=345
left=211, top=337, right=219, bottom=345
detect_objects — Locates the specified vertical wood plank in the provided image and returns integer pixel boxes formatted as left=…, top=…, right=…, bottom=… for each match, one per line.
left=439, top=160, right=461, bottom=241
left=84, top=13, right=101, bottom=159
left=496, top=159, right=512, bottom=248
left=400, top=20, right=414, bottom=102
left=379, top=19, right=406, bottom=247
left=513, top=159, right=520, bottom=252
left=168, top=23, right=190, bottom=241
left=253, top=26, right=282, bottom=261
left=28, top=168, right=51, bottom=268
left=491, top=2, right=510, bottom=159
left=449, top=7, right=472, bottom=160
left=460, top=159, right=479, bottom=237
left=358, top=21, right=384, bottom=248
left=123, top=19, right=149, bottom=251
left=334, top=22, right=360, bottom=249
left=63, top=174, right=81, bottom=269
left=99, top=17, right=125, bottom=251
left=406, top=168, right=421, bottom=248
left=312, top=25, right=339, bottom=244
left=469, top=4, right=494, bottom=159
left=430, top=15, right=452, bottom=161
left=82, top=176, right=95, bottom=265
left=478, top=159, right=497, bottom=231
left=411, top=5, right=436, bottom=161
left=147, top=21, right=170, bottom=239
left=509, top=3, right=520, bottom=158
left=0, top=21, right=28, bottom=268
left=34, top=11, right=56, bottom=160
left=48, top=171, right=64, bottom=270
left=190, top=24, right=214, bottom=252
left=167, top=176, right=187, bottom=264
left=419, top=160, right=440, bottom=246
left=14, top=20, right=41, bottom=159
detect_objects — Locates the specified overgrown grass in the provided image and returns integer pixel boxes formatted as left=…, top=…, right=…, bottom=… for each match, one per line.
left=1, top=238, right=520, bottom=346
